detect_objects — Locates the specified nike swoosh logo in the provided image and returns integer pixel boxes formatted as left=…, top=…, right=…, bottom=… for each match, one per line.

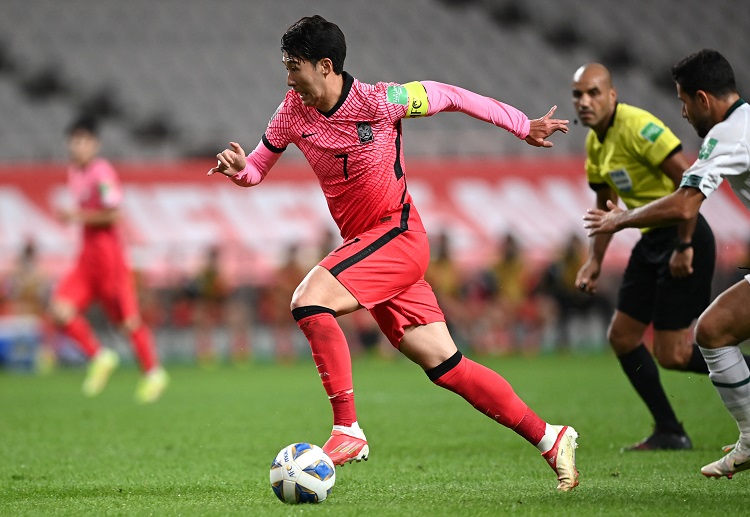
left=301, top=132, right=316, bottom=138
left=733, top=459, right=750, bottom=469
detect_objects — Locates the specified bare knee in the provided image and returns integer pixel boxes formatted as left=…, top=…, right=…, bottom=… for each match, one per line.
left=121, top=315, right=142, bottom=333
left=653, top=348, right=688, bottom=370
left=289, top=283, right=307, bottom=311
left=50, top=300, right=75, bottom=326
left=607, top=324, right=639, bottom=356
left=695, top=313, right=724, bottom=349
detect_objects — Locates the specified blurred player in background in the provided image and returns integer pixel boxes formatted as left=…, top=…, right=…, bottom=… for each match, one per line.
left=51, top=116, right=168, bottom=403
left=572, top=63, right=726, bottom=451
left=209, top=15, right=579, bottom=491
left=584, top=49, right=750, bottom=478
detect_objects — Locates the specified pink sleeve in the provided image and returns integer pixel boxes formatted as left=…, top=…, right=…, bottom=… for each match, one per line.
left=422, top=81, right=530, bottom=139
left=229, top=140, right=282, bottom=187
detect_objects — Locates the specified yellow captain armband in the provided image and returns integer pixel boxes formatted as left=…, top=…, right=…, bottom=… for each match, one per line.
left=403, top=81, right=429, bottom=117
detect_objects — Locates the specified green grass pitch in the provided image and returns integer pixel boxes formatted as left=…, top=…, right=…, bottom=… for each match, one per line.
left=0, top=352, right=744, bottom=516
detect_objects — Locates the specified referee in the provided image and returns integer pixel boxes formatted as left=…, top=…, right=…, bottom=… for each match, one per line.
left=572, top=63, right=721, bottom=451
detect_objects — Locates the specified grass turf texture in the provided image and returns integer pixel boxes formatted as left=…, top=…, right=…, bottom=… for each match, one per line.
left=0, top=353, right=744, bottom=516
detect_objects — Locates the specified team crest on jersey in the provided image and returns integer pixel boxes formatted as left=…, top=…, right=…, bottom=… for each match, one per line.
left=357, top=122, right=374, bottom=144
left=639, top=122, right=664, bottom=143
left=698, top=138, right=718, bottom=160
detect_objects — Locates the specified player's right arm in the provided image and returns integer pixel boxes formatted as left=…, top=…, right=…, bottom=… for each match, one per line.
left=208, top=140, right=282, bottom=187
left=658, top=150, right=697, bottom=277
left=576, top=184, right=616, bottom=294
left=208, top=97, right=290, bottom=186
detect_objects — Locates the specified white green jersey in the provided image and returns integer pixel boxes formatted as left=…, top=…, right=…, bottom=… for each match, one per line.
left=681, top=100, right=750, bottom=209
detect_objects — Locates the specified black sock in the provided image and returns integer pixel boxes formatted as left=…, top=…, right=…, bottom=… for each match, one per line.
left=618, top=344, right=683, bottom=435
left=683, top=344, right=710, bottom=374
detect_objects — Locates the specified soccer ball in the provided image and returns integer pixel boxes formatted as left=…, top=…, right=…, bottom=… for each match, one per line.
left=269, top=443, right=336, bottom=504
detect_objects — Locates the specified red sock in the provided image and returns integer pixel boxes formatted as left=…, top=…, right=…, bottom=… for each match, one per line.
left=296, top=312, right=357, bottom=427
left=61, top=316, right=100, bottom=358
left=432, top=356, right=546, bottom=445
left=130, top=325, right=158, bottom=372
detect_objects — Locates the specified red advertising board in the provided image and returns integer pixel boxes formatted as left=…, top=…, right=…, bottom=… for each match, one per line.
left=1, top=157, right=748, bottom=285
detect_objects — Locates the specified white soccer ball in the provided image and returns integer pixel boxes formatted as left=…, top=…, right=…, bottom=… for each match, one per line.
left=269, top=442, right=336, bottom=504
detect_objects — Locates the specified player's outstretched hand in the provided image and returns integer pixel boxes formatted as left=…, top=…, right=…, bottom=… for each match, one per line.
left=525, top=106, right=569, bottom=148
left=583, top=199, right=624, bottom=236
left=208, top=142, right=247, bottom=177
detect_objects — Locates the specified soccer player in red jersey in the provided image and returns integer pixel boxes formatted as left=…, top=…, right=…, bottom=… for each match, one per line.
left=51, top=116, right=168, bottom=403
left=209, top=16, right=578, bottom=491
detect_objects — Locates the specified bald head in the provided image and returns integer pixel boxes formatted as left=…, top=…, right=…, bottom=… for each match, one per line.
left=573, top=63, right=612, bottom=88
left=572, top=63, right=617, bottom=135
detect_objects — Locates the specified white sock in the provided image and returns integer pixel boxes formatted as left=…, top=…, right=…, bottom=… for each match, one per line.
left=333, top=421, right=365, bottom=438
left=536, top=424, right=558, bottom=453
left=701, top=346, right=750, bottom=446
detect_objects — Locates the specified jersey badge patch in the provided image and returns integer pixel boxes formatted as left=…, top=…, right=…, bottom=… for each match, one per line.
left=387, top=85, right=409, bottom=105
left=639, top=122, right=664, bottom=143
left=357, top=122, right=374, bottom=144
left=608, top=168, right=633, bottom=192
left=698, top=138, right=718, bottom=160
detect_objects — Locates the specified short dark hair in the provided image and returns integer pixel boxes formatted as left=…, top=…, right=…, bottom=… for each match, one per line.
left=280, top=15, right=346, bottom=74
left=66, top=115, right=99, bottom=136
left=671, top=49, right=737, bottom=98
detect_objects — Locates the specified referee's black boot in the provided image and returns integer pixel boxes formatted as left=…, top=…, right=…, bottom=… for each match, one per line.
left=622, top=427, right=692, bottom=452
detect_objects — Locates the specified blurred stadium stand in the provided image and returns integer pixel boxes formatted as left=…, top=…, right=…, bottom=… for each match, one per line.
left=0, top=0, right=746, bottom=161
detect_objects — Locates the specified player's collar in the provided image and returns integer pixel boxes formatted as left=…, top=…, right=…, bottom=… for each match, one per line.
left=318, top=72, right=354, bottom=118
left=723, top=98, right=746, bottom=121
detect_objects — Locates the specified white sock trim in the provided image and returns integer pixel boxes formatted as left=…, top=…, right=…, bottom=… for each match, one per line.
left=536, top=423, right=557, bottom=453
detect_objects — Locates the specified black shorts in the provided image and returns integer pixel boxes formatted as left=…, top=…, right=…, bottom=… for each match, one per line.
left=617, top=213, right=715, bottom=330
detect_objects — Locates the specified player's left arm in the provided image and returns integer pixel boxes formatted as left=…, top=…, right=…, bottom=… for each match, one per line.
left=403, top=81, right=568, bottom=147
left=659, top=148, right=698, bottom=277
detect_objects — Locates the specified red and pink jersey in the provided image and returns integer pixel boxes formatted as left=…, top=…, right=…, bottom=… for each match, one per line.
left=67, top=158, right=126, bottom=262
left=263, top=73, right=419, bottom=240
left=232, top=73, right=531, bottom=240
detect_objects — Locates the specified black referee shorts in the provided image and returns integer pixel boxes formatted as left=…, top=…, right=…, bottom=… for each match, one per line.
left=617, top=213, right=715, bottom=330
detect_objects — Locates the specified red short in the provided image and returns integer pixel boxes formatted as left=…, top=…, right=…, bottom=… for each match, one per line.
left=54, top=255, right=139, bottom=324
left=319, top=205, right=445, bottom=347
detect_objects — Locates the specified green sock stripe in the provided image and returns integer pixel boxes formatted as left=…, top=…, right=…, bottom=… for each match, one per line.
left=712, top=376, right=750, bottom=389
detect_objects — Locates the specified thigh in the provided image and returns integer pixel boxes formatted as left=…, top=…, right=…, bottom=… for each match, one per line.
left=696, top=276, right=750, bottom=348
